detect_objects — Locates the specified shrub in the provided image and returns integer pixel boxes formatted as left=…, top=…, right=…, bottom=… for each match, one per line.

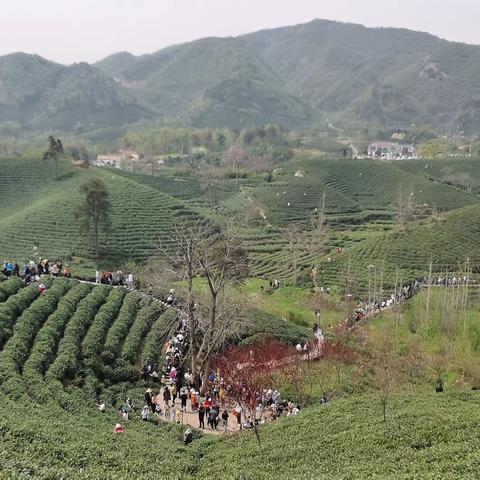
left=81, top=288, right=125, bottom=359
left=0, top=277, right=23, bottom=302
left=121, top=301, right=163, bottom=363
left=0, top=279, right=71, bottom=389
left=101, top=292, right=140, bottom=364
left=46, top=286, right=109, bottom=382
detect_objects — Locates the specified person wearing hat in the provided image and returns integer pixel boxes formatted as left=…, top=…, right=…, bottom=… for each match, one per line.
left=144, top=389, right=155, bottom=413
left=141, top=405, right=150, bottom=421
left=114, top=423, right=125, bottom=434
left=63, top=265, right=72, bottom=278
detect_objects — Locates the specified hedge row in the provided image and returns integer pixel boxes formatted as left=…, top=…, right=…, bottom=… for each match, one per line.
left=141, top=309, right=178, bottom=364
left=121, top=301, right=163, bottom=363
left=81, top=288, right=126, bottom=359
left=0, top=277, right=23, bottom=303
left=101, top=293, right=141, bottom=364
left=46, top=286, right=110, bottom=382
left=0, top=280, right=52, bottom=348
left=22, top=283, right=92, bottom=384
left=0, top=280, right=71, bottom=394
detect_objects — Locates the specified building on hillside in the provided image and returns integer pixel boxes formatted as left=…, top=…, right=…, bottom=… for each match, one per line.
left=95, top=150, right=140, bottom=169
left=96, top=154, right=123, bottom=168
left=367, top=142, right=417, bottom=160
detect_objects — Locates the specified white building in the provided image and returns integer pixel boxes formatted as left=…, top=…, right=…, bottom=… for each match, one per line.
left=367, top=142, right=417, bottom=160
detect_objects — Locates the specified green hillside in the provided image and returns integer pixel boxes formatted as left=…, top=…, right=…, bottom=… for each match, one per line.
left=2, top=157, right=480, bottom=288
left=0, top=248, right=479, bottom=478
left=248, top=158, right=480, bottom=228
left=96, top=19, right=480, bottom=132
left=0, top=53, right=152, bottom=133
left=318, top=203, right=480, bottom=293
left=0, top=159, right=202, bottom=270
left=2, top=20, right=480, bottom=133
left=242, top=20, right=480, bottom=132
left=1, top=385, right=479, bottom=478
left=1, top=20, right=476, bottom=135
left=97, top=38, right=315, bottom=129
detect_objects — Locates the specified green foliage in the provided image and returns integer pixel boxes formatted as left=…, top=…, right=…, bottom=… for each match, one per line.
left=0, top=390, right=479, bottom=478
left=46, top=286, right=110, bottom=382
left=0, top=53, right=150, bottom=134
left=418, top=138, right=458, bottom=158
left=22, top=283, right=92, bottom=387
left=81, top=288, right=125, bottom=359
left=0, top=277, right=23, bottom=302
left=121, top=300, right=162, bottom=363
left=0, top=280, right=70, bottom=390
left=0, top=283, right=42, bottom=347
left=286, top=310, right=309, bottom=327
left=101, top=292, right=140, bottom=364
left=141, top=308, right=177, bottom=364
left=75, top=177, right=112, bottom=260
left=0, top=160, right=204, bottom=266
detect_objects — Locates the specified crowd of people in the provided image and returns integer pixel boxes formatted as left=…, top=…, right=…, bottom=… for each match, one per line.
left=113, top=283, right=303, bottom=435
left=352, top=275, right=478, bottom=324
left=351, top=278, right=423, bottom=323
left=95, top=270, right=135, bottom=289
left=3, top=258, right=72, bottom=283
left=431, top=275, right=476, bottom=286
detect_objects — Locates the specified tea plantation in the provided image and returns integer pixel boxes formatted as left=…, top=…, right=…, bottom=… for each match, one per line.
left=0, top=159, right=204, bottom=270
left=0, top=275, right=478, bottom=480
left=2, top=154, right=480, bottom=478
left=1, top=384, right=479, bottom=478
left=3, top=157, right=480, bottom=287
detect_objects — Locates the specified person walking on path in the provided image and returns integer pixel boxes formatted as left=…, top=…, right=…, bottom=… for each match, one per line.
left=209, top=407, right=218, bottom=431
left=180, top=386, right=188, bottom=412
left=163, top=385, right=172, bottom=406
left=221, top=409, right=229, bottom=433
left=198, top=403, right=206, bottom=429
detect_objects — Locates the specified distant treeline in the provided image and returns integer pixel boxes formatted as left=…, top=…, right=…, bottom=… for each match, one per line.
left=119, top=124, right=294, bottom=156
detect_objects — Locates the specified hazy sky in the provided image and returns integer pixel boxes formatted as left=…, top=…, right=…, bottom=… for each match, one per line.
left=2, top=0, right=480, bottom=64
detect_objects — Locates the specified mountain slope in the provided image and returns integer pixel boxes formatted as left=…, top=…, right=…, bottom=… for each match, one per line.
left=97, top=19, right=480, bottom=132
left=97, top=38, right=315, bottom=129
left=241, top=19, right=480, bottom=132
left=0, top=53, right=152, bottom=133
left=4, top=19, right=480, bottom=133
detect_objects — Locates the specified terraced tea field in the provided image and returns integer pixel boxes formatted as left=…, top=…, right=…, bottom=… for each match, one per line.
left=249, top=159, right=480, bottom=228
left=0, top=159, right=204, bottom=269
left=0, top=277, right=180, bottom=400
left=2, top=157, right=480, bottom=288
left=318, top=204, right=480, bottom=294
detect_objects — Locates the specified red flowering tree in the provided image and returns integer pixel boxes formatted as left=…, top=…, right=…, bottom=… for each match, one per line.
left=213, top=338, right=297, bottom=444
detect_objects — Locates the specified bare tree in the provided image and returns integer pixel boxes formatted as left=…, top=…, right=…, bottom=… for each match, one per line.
left=222, top=143, right=249, bottom=184
left=154, top=219, right=249, bottom=389
left=195, top=221, right=250, bottom=387
left=370, top=336, right=399, bottom=422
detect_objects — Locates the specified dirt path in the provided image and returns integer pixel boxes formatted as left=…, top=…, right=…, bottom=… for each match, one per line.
left=153, top=393, right=241, bottom=436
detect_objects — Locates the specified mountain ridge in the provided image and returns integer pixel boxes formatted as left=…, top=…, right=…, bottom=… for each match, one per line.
left=2, top=19, right=480, bottom=134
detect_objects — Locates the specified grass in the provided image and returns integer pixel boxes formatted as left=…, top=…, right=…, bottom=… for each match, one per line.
left=0, top=389, right=479, bottom=479
left=239, top=279, right=346, bottom=328
left=2, top=157, right=479, bottom=287
left=0, top=159, right=203, bottom=271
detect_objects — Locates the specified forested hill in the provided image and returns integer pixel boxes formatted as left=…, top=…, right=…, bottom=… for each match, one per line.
left=98, top=19, right=480, bottom=133
left=3, top=19, right=480, bottom=134
left=0, top=53, right=153, bottom=134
